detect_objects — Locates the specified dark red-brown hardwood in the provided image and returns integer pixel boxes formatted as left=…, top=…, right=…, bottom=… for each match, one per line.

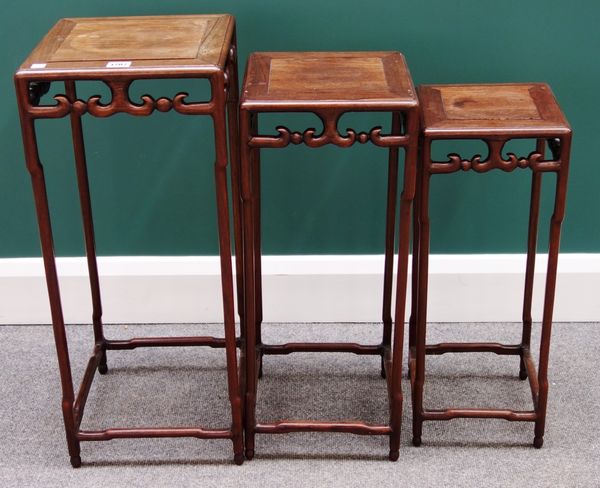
left=238, top=52, right=419, bottom=461
left=15, top=15, right=245, bottom=466
left=409, top=83, right=571, bottom=447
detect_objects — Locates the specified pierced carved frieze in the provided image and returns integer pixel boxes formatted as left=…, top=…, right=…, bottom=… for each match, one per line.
left=25, top=80, right=214, bottom=119
left=430, top=139, right=561, bottom=174
left=249, top=112, right=408, bottom=149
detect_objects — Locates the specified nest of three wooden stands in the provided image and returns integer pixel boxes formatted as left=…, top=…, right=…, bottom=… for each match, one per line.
left=15, top=16, right=571, bottom=466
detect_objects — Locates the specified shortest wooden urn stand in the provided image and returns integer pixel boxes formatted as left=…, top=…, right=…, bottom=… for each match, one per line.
left=409, top=83, right=571, bottom=448
left=239, top=51, right=419, bottom=461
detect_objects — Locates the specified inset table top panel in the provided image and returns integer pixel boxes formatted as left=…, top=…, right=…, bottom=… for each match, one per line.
left=419, top=83, right=570, bottom=137
left=16, top=15, right=234, bottom=79
left=241, top=52, right=417, bottom=110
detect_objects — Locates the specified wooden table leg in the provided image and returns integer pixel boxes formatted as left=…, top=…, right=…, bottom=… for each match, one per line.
left=250, top=113, right=264, bottom=379
left=16, top=78, right=81, bottom=468
left=225, top=38, right=247, bottom=423
left=227, top=35, right=244, bottom=330
left=240, top=108, right=258, bottom=460
left=381, top=112, right=401, bottom=379
left=412, top=137, right=432, bottom=448
left=65, top=80, right=108, bottom=375
left=534, top=134, right=571, bottom=448
left=389, top=109, right=418, bottom=460
left=212, top=73, right=245, bottom=465
left=408, top=134, right=422, bottom=381
left=520, top=139, right=544, bottom=380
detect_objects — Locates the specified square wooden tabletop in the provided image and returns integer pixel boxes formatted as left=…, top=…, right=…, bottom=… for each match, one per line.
left=419, top=83, right=571, bottom=137
left=16, top=15, right=234, bottom=79
left=241, top=51, right=417, bottom=111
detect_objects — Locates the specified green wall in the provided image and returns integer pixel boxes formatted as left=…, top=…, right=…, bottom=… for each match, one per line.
left=1, top=0, right=598, bottom=257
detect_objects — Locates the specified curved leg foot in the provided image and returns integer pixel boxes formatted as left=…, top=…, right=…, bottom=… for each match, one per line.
left=98, top=352, right=108, bottom=375
left=234, top=452, right=244, bottom=465
left=388, top=449, right=399, bottom=462
left=519, top=357, right=527, bottom=380
left=70, top=455, right=82, bottom=468
left=380, top=356, right=386, bottom=379
left=412, top=417, right=423, bottom=447
left=533, top=436, right=544, bottom=448
left=245, top=448, right=255, bottom=461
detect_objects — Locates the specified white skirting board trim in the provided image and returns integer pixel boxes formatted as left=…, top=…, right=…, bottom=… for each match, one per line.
left=0, top=254, right=598, bottom=324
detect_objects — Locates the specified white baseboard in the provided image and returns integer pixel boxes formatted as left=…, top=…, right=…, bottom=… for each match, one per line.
left=0, top=254, right=598, bottom=324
